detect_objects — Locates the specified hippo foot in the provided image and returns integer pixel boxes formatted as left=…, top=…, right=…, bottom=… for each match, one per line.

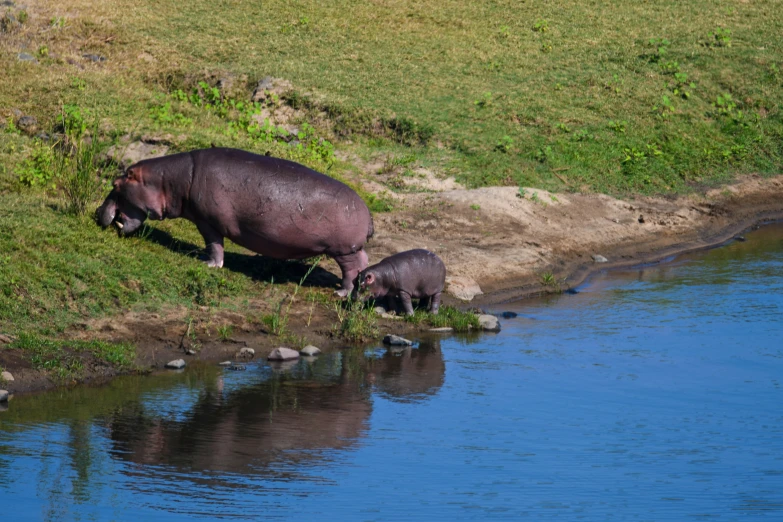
left=206, top=259, right=224, bottom=268
left=334, top=288, right=351, bottom=298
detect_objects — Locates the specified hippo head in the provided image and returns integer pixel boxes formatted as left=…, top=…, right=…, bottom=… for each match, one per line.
left=357, top=270, right=384, bottom=300
left=96, top=164, right=165, bottom=235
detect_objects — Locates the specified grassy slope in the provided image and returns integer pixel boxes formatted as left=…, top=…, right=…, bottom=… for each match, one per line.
left=0, top=0, right=782, bottom=341
left=123, top=0, right=783, bottom=191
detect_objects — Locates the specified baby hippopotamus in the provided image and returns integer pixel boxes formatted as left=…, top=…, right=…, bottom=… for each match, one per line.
left=356, top=249, right=446, bottom=316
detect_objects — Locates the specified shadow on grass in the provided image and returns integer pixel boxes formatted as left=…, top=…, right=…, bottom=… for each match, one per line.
left=143, top=227, right=342, bottom=289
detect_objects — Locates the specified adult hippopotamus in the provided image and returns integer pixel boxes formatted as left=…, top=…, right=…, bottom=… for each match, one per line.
left=356, top=249, right=446, bottom=315
left=97, top=147, right=373, bottom=295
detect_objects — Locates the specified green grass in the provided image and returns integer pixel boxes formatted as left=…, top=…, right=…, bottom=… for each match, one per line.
left=334, top=299, right=379, bottom=342
left=0, top=194, right=255, bottom=334
left=2, top=0, right=782, bottom=196
left=11, top=333, right=136, bottom=382
left=405, top=305, right=481, bottom=332
left=0, top=0, right=782, bottom=341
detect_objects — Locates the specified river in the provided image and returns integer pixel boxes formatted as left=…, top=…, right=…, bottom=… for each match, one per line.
left=2, top=224, right=782, bottom=521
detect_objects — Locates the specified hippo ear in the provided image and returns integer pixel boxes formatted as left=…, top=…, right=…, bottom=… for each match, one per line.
left=126, top=167, right=141, bottom=183
left=365, top=273, right=375, bottom=285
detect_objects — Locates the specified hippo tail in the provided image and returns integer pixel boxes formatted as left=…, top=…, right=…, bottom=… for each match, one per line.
left=367, top=214, right=375, bottom=242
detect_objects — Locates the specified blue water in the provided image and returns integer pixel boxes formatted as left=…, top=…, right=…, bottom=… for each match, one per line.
left=2, top=224, right=783, bottom=521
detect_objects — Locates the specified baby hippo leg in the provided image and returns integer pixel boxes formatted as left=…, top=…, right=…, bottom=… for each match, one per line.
left=386, top=295, right=399, bottom=314
left=398, top=291, right=415, bottom=316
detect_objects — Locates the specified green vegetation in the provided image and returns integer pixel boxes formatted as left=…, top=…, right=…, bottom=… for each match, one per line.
left=334, top=299, right=379, bottom=342
left=0, top=0, right=782, bottom=352
left=11, top=334, right=135, bottom=382
left=405, top=306, right=481, bottom=332
left=539, top=271, right=567, bottom=294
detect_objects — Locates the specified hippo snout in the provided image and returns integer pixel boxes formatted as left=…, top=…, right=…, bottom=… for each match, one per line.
left=96, top=194, right=118, bottom=228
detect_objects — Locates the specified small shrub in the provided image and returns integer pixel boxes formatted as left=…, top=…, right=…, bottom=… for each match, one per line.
left=495, top=135, right=514, bottom=153
left=334, top=299, right=378, bottom=342
left=532, top=19, right=549, bottom=33
left=707, top=28, right=732, bottom=47
left=426, top=306, right=480, bottom=332
left=17, top=142, right=56, bottom=188
left=648, top=37, right=670, bottom=62
left=474, top=92, right=493, bottom=108
left=539, top=271, right=565, bottom=293
left=534, top=145, right=553, bottom=163
left=217, top=324, right=233, bottom=340
left=608, top=120, right=627, bottom=133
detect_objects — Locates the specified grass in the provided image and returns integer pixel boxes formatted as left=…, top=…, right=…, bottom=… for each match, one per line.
left=0, top=0, right=782, bottom=345
left=11, top=333, right=135, bottom=383
left=2, top=1, right=782, bottom=196
left=334, top=299, right=379, bottom=342
left=404, top=305, right=481, bottom=332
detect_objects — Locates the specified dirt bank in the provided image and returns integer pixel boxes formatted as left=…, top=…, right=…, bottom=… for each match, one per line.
left=2, top=174, right=782, bottom=398
left=367, top=173, right=783, bottom=304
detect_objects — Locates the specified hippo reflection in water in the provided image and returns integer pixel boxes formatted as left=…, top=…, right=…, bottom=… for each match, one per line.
left=107, top=340, right=444, bottom=477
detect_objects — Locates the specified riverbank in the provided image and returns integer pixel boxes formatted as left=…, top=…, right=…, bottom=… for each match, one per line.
left=2, top=0, right=783, bottom=397
left=2, top=172, right=782, bottom=398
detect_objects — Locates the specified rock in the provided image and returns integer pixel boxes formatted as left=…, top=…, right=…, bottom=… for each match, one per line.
left=477, top=314, right=501, bottom=332
left=228, top=364, right=246, bottom=371
left=34, top=132, right=50, bottom=141
left=445, top=276, right=483, bottom=301
left=239, top=347, right=255, bottom=357
left=300, top=345, right=321, bottom=356
left=373, top=306, right=387, bottom=316
left=17, top=52, right=37, bottom=63
left=638, top=214, right=645, bottom=224
left=0, top=390, right=8, bottom=403
left=185, top=349, right=197, bottom=355
left=267, top=347, right=300, bottom=361
left=0, top=371, right=13, bottom=382
left=592, top=254, right=608, bottom=263
left=0, top=333, right=16, bottom=344
left=501, top=311, right=518, bottom=318
left=16, top=115, right=38, bottom=135
left=429, top=327, right=453, bottom=333
left=104, top=141, right=169, bottom=169
left=383, top=334, right=413, bottom=346
left=82, top=54, right=106, bottom=63
left=2, top=13, right=20, bottom=33
left=1, top=1, right=16, bottom=7
left=218, top=361, right=232, bottom=366
left=0, top=115, right=6, bottom=128
left=735, top=236, right=747, bottom=242
left=380, top=313, right=403, bottom=320
left=165, top=359, right=186, bottom=369
left=251, top=77, right=292, bottom=103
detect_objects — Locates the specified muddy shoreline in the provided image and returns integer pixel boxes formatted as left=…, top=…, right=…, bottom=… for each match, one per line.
left=2, top=174, right=783, bottom=399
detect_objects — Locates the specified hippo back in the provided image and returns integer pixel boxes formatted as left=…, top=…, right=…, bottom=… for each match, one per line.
left=187, top=148, right=372, bottom=259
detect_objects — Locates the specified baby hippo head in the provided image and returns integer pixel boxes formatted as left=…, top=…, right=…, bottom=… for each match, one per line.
left=96, top=165, right=165, bottom=235
left=357, top=269, right=386, bottom=300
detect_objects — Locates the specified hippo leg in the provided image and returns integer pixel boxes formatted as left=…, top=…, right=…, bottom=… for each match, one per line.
left=429, top=292, right=442, bottom=315
left=196, top=222, right=225, bottom=268
left=399, top=291, right=415, bottom=316
left=386, top=295, right=399, bottom=314
left=333, top=249, right=369, bottom=297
